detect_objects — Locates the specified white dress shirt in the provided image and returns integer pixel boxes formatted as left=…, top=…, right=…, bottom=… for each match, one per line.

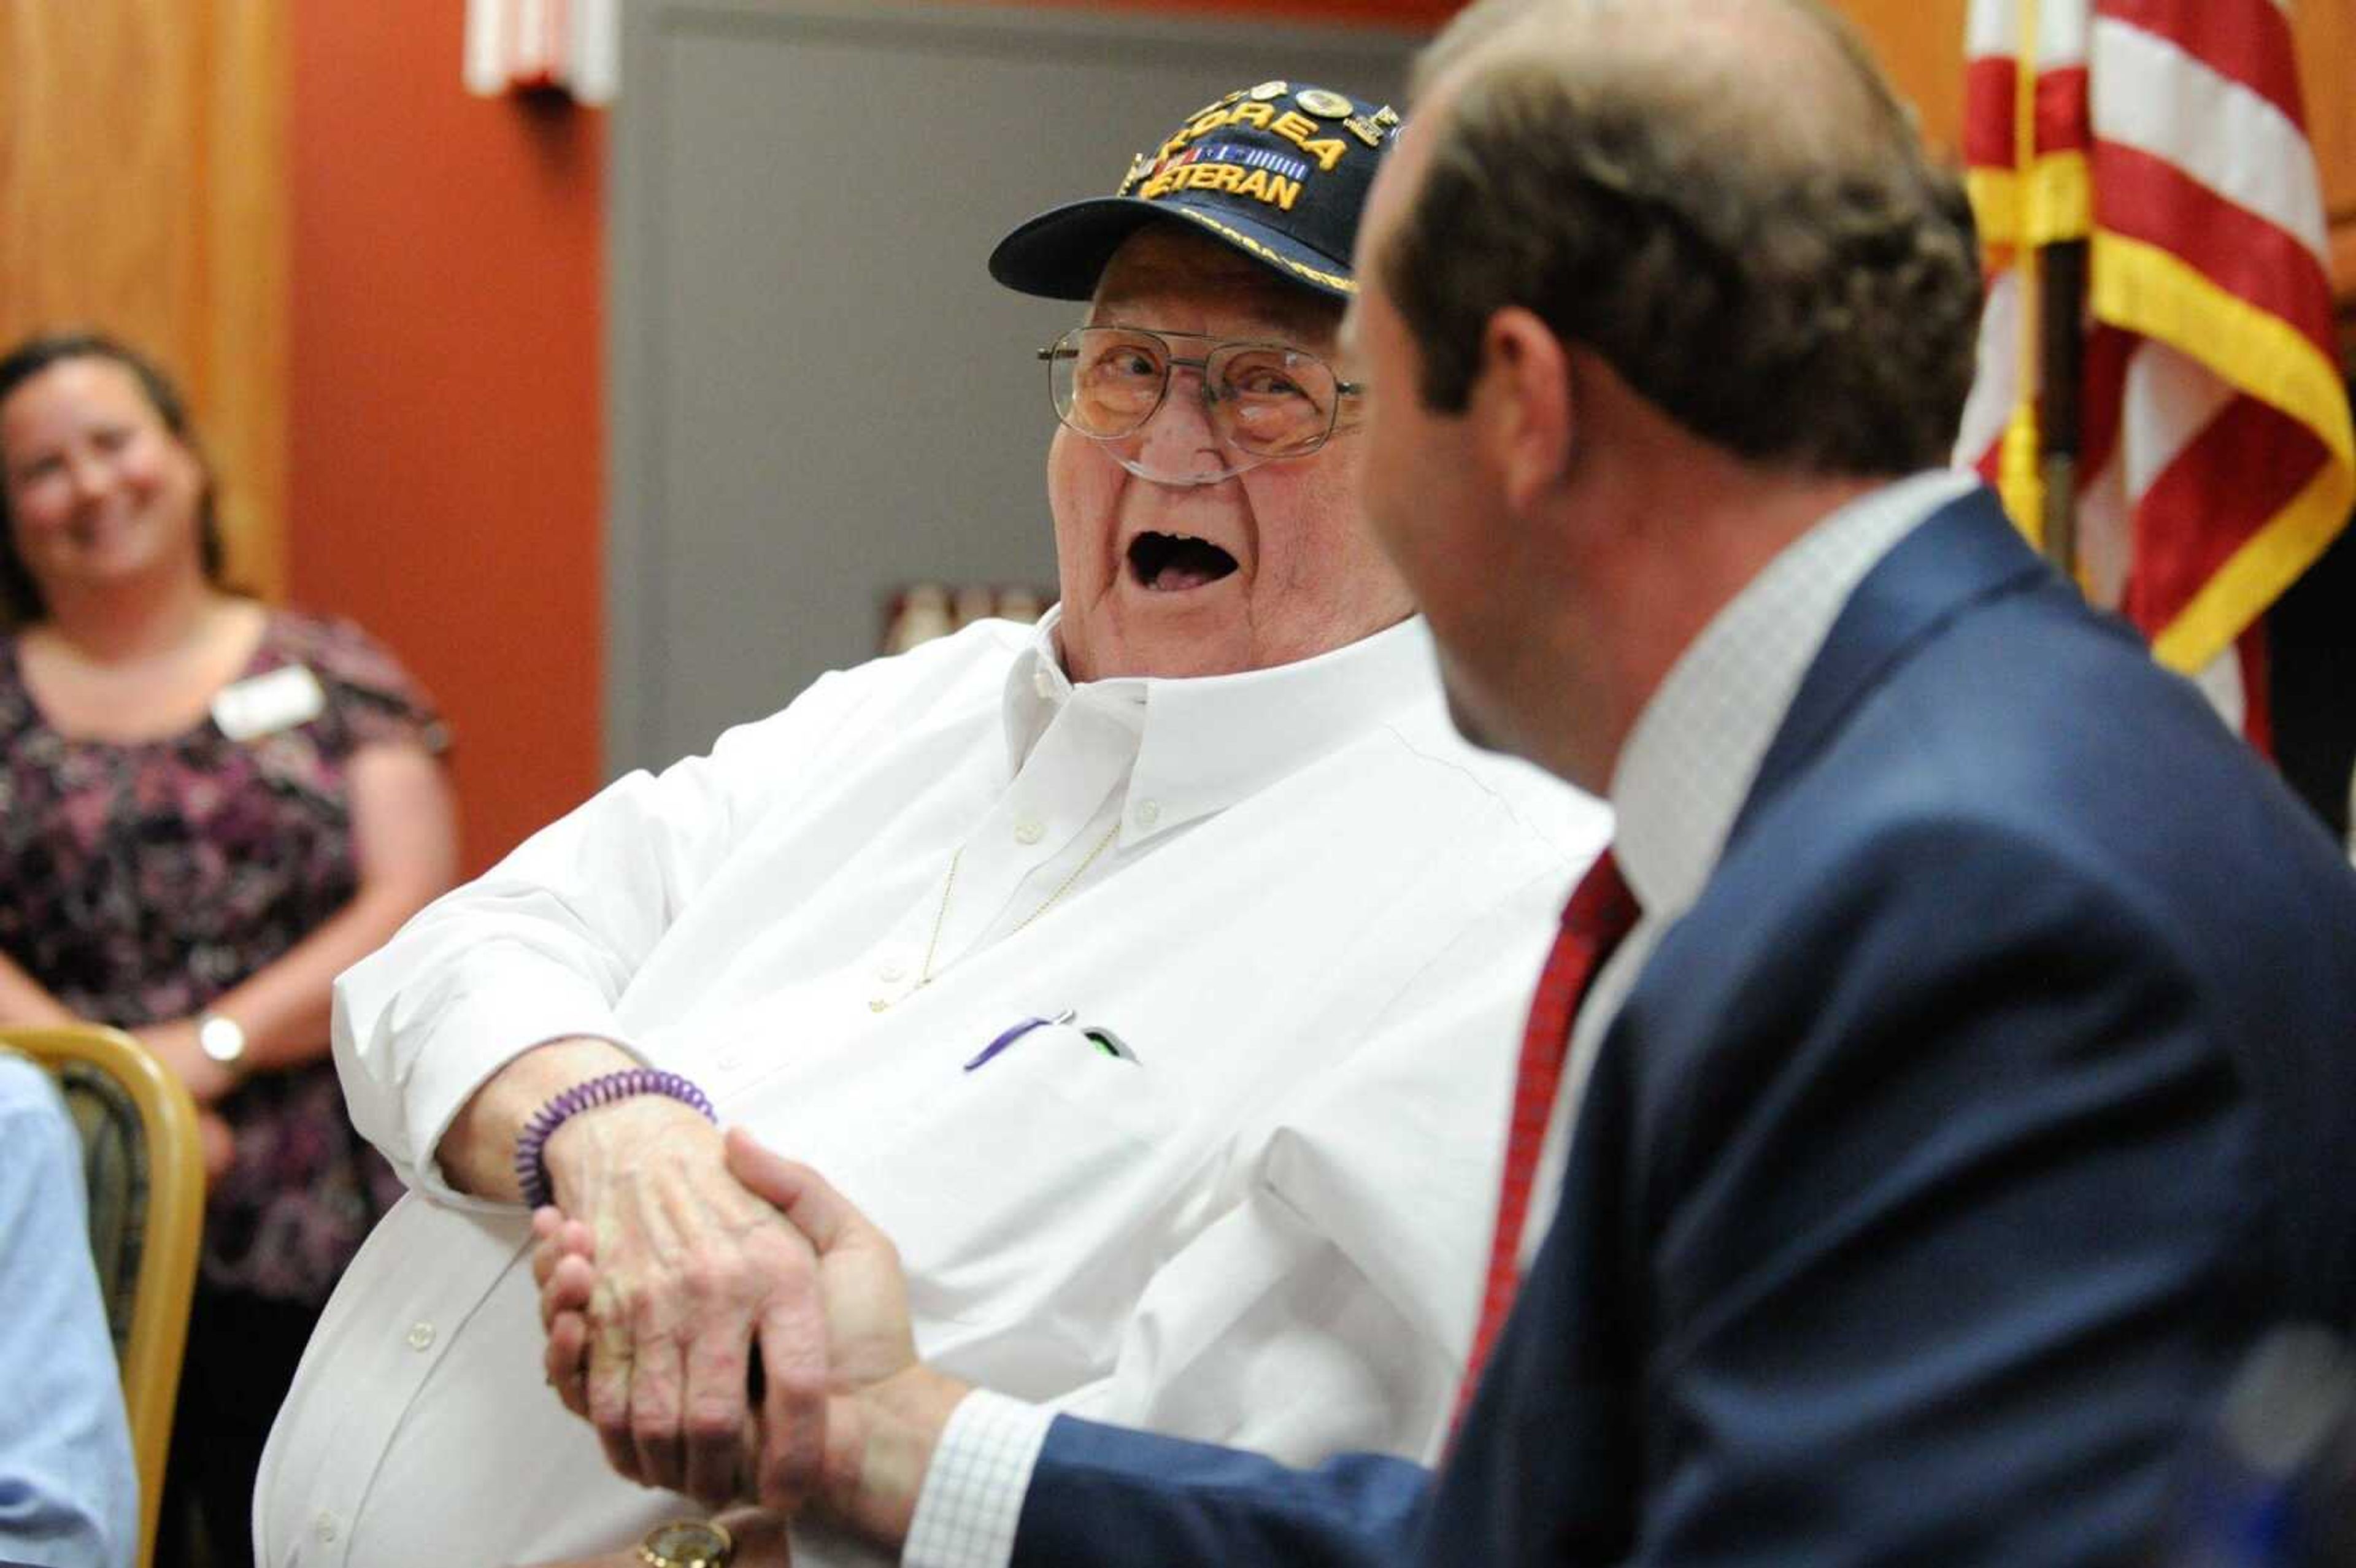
left=904, top=471, right=1977, bottom=1568
left=255, top=610, right=1608, bottom=1568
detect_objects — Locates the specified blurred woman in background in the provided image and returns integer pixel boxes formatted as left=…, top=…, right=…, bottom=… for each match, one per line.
left=0, top=331, right=459, bottom=1567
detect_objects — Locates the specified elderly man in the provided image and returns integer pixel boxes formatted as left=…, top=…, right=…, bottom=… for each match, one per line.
left=545, top=1, right=2356, bottom=1562
left=253, top=75, right=1604, bottom=1568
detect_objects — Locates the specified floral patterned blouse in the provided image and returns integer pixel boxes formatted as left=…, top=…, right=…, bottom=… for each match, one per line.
left=0, top=609, right=448, bottom=1302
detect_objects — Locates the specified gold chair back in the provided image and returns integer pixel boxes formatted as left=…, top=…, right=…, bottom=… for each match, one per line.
left=2, top=1024, right=203, bottom=1568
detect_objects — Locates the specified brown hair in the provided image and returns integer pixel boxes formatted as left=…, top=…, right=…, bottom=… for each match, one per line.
left=1388, top=0, right=1982, bottom=477
left=0, top=331, right=226, bottom=623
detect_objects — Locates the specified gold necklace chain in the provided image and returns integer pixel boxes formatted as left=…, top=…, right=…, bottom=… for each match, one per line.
left=918, top=820, right=1123, bottom=987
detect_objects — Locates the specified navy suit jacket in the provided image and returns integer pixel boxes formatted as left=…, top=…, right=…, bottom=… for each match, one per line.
left=1007, top=488, right=2356, bottom=1566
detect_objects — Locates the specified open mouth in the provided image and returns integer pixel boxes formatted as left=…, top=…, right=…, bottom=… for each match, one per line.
left=1126, top=532, right=1240, bottom=594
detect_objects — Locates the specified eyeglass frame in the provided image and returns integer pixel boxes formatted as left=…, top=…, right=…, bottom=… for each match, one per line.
left=1035, top=325, right=1368, bottom=476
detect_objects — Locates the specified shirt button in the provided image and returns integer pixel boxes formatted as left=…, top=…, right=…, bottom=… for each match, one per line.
left=1135, top=799, right=1161, bottom=828
left=314, top=1511, right=341, bottom=1544
left=1014, top=818, right=1045, bottom=845
left=406, top=1320, right=436, bottom=1351
left=1032, top=667, right=1054, bottom=698
left=869, top=997, right=891, bottom=1013
left=877, top=959, right=906, bottom=983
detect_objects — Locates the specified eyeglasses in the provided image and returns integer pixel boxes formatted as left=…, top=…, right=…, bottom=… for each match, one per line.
left=1039, top=326, right=1364, bottom=483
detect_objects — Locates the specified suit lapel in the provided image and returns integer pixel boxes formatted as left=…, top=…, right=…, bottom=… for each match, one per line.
left=1728, top=487, right=2053, bottom=848
left=1428, top=488, right=2063, bottom=1566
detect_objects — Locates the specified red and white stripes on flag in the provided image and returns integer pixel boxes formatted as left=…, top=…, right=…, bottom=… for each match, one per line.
left=464, top=0, right=619, bottom=105
left=1954, top=0, right=2353, bottom=743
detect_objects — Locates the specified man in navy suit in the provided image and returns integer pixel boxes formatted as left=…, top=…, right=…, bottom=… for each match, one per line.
left=537, top=0, right=2356, bottom=1561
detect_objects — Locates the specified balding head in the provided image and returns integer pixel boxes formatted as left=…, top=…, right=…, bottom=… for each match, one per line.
left=1384, top=0, right=1981, bottom=477
left=1425, top=0, right=1925, bottom=164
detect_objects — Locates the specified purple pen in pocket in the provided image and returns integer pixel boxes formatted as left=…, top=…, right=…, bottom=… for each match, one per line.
left=964, top=1007, right=1077, bottom=1071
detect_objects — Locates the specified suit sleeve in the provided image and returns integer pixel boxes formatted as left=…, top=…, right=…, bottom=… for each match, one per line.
left=1619, top=814, right=2254, bottom=1566
left=1014, top=1413, right=1430, bottom=1568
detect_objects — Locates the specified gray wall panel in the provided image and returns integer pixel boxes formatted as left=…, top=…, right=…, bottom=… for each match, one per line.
left=609, top=0, right=1414, bottom=774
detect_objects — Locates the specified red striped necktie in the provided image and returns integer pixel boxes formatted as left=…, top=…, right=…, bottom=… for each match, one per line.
left=1456, top=849, right=1639, bottom=1428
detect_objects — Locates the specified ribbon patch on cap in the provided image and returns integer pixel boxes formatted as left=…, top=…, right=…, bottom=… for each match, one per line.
left=1140, top=142, right=1311, bottom=211
left=1157, top=100, right=1350, bottom=174
left=1195, top=142, right=1311, bottom=182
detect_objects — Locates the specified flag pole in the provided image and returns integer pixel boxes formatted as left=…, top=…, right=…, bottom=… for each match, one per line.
left=2038, top=237, right=2088, bottom=583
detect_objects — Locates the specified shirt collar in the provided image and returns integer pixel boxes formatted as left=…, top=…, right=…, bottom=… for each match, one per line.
left=1003, top=607, right=1438, bottom=844
left=1609, top=469, right=1977, bottom=922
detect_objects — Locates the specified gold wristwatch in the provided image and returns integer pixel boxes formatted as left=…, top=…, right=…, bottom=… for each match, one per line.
left=637, top=1519, right=733, bottom=1568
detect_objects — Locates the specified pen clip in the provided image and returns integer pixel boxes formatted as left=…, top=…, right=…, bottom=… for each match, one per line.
left=963, top=1007, right=1077, bottom=1072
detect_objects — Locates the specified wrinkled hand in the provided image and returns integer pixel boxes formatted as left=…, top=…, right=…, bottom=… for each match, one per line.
left=131, top=1018, right=236, bottom=1105
left=536, top=1100, right=833, bottom=1507
left=538, top=1128, right=967, bottom=1548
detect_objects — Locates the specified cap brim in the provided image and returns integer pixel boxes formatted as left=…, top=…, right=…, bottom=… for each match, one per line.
left=988, top=195, right=1355, bottom=302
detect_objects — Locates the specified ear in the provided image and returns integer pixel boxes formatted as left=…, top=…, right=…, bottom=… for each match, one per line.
left=1470, top=307, right=1574, bottom=513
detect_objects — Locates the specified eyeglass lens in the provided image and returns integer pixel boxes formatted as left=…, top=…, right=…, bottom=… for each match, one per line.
left=1049, top=328, right=1341, bottom=459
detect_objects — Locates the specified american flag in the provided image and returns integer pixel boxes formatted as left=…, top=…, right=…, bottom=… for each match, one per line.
left=1954, top=0, right=2354, bottom=745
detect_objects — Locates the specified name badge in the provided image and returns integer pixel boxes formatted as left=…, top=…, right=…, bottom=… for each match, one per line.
left=212, top=664, right=327, bottom=741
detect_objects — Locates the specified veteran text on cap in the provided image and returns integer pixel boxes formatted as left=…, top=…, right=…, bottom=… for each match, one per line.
left=990, top=80, right=1403, bottom=302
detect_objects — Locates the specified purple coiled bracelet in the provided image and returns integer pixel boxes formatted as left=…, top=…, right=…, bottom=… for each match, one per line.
left=513, top=1067, right=717, bottom=1210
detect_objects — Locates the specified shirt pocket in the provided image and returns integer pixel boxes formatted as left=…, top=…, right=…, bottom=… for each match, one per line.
left=850, top=1020, right=1193, bottom=1355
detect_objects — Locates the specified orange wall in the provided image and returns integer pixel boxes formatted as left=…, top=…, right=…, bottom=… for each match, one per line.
left=288, top=0, right=604, bottom=875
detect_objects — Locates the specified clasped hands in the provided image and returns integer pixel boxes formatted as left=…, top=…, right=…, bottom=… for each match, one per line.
left=528, top=1109, right=967, bottom=1555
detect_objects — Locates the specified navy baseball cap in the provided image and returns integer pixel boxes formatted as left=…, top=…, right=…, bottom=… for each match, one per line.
left=989, top=79, right=1403, bottom=303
